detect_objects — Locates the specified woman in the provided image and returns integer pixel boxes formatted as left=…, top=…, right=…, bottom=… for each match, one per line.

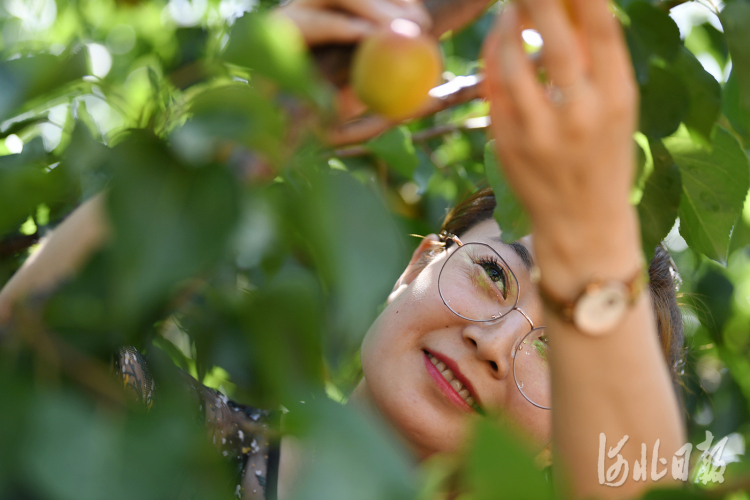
left=0, top=0, right=686, bottom=498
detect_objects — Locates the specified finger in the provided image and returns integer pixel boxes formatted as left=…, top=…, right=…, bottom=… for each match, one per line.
left=569, top=0, right=633, bottom=89
left=516, top=0, right=584, bottom=87
left=335, top=0, right=422, bottom=29
left=482, top=14, right=518, bottom=137
left=494, top=4, right=551, bottom=128
left=385, top=0, right=433, bottom=31
left=284, top=9, right=375, bottom=45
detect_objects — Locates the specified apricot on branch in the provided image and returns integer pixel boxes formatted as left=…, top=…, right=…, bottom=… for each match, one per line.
left=351, top=19, right=442, bottom=120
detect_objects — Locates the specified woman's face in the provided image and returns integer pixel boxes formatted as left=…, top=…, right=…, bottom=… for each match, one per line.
left=358, top=219, right=551, bottom=458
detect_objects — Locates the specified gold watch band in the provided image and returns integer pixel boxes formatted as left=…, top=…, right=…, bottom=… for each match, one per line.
left=537, top=266, right=649, bottom=324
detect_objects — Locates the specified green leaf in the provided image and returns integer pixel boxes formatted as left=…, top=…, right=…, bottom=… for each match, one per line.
left=292, top=170, right=406, bottom=364
left=624, top=1, right=682, bottom=84
left=466, top=419, right=553, bottom=500
left=366, top=126, right=419, bottom=178
left=721, top=1, right=750, bottom=122
left=484, top=140, right=531, bottom=243
left=175, top=83, right=284, bottom=165
left=639, top=64, right=689, bottom=139
left=286, top=398, right=417, bottom=500
left=0, top=137, right=75, bottom=236
left=684, top=22, right=729, bottom=70
left=222, top=12, right=316, bottom=98
left=0, top=51, right=88, bottom=122
left=724, top=69, right=750, bottom=144
left=665, top=126, right=750, bottom=263
left=638, top=139, right=682, bottom=262
left=671, top=47, right=722, bottom=146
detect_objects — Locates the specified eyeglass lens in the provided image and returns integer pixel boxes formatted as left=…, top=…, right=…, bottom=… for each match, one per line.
left=514, top=327, right=551, bottom=409
left=438, top=242, right=551, bottom=409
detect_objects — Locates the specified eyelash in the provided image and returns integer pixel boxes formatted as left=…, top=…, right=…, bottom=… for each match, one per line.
left=476, top=256, right=508, bottom=289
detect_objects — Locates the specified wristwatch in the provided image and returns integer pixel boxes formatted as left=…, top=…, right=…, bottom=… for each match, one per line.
left=537, top=267, right=648, bottom=335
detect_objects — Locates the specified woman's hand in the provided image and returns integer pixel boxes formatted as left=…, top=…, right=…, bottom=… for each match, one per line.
left=275, top=0, right=431, bottom=47
left=482, top=0, right=642, bottom=295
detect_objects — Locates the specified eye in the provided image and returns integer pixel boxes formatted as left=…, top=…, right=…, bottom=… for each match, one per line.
left=478, top=258, right=508, bottom=298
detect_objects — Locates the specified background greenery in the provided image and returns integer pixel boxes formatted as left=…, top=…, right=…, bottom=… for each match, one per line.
left=0, top=0, right=749, bottom=498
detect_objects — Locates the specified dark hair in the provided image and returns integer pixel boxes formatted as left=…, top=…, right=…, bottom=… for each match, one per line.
left=434, top=187, right=686, bottom=398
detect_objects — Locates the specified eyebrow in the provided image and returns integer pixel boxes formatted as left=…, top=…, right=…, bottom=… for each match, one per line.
left=489, top=236, right=534, bottom=271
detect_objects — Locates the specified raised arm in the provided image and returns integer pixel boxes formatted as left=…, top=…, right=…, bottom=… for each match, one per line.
left=482, top=1, right=685, bottom=498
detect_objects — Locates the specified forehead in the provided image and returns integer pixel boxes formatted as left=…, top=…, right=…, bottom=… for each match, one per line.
left=457, top=219, right=535, bottom=261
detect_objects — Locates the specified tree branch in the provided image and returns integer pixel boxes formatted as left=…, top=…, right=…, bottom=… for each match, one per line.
left=0, top=232, right=40, bottom=260
left=327, top=75, right=483, bottom=146
left=333, top=116, right=490, bottom=158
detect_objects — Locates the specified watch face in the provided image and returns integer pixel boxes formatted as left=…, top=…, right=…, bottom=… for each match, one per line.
left=573, top=283, right=628, bottom=335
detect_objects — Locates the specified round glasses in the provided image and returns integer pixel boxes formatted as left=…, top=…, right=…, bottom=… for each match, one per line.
left=437, top=234, right=551, bottom=410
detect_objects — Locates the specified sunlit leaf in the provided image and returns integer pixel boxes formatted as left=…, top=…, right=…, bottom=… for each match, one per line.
left=666, top=126, right=750, bottom=263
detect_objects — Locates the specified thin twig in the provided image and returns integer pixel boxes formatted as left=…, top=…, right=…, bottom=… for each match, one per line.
left=327, top=75, right=483, bottom=147
left=0, top=232, right=40, bottom=259
left=332, top=118, right=490, bottom=158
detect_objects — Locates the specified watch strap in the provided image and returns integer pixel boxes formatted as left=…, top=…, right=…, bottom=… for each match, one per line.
left=537, top=266, right=649, bottom=326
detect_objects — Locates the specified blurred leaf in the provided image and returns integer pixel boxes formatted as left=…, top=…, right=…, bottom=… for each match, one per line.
left=666, top=126, right=750, bottom=263
left=61, top=122, right=111, bottom=198
left=0, top=51, right=88, bottom=122
left=0, top=114, right=49, bottom=139
left=484, top=140, right=531, bottom=243
left=720, top=1, right=750, bottom=130
left=0, top=137, right=75, bottom=236
left=640, top=487, right=707, bottom=500
left=292, top=170, right=406, bottom=364
left=638, top=139, right=681, bottom=262
left=695, top=263, right=734, bottom=342
left=639, top=64, right=689, bottom=139
left=367, top=126, right=419, bottom=178
left=624, top=1, right=682, bottom=84
left=223, top=12, right=317, bottom=98
left=465, top=419, right=553, bottom=500
left=286, top=397, right=417, bottom=500
left=174, top=83, right=284, bottom=165
left=685, top=22, right=729, bottom=70
left=672, top=47, right=721, bottom=146
left=724, top=69, right=750, bottom=144
left=107, top=131, right=240, bottom=331
left=238, top=264, right=325, bottom=406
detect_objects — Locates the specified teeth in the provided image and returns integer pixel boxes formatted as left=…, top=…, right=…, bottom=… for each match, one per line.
left=426, top=352, right=478, bottom=409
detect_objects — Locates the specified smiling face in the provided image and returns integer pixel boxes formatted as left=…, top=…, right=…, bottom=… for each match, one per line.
left=357, top=219, right=552, bottom=459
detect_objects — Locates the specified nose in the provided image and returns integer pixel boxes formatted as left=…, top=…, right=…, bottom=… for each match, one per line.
left=461, top=308, right=535, bottom=379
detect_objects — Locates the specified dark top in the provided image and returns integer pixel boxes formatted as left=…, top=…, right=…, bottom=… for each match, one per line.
left=114, top=347, right=280, bottom=500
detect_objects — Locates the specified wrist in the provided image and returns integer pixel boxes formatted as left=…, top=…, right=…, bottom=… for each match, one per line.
left=532, top=205, right=644, bottom=300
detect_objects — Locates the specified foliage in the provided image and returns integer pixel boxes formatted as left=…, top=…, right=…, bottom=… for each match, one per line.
left=0, top=0, right=749, bottom=499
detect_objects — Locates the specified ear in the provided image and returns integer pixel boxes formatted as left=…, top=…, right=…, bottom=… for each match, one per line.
left=386, top=234, right=441, bottom=305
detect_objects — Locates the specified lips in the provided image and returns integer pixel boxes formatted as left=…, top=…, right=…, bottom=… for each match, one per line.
left=423, top=349, right=482, bottom=413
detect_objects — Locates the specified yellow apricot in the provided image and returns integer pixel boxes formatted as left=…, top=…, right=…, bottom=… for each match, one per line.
left=351, top=19, right=442, bottom=120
